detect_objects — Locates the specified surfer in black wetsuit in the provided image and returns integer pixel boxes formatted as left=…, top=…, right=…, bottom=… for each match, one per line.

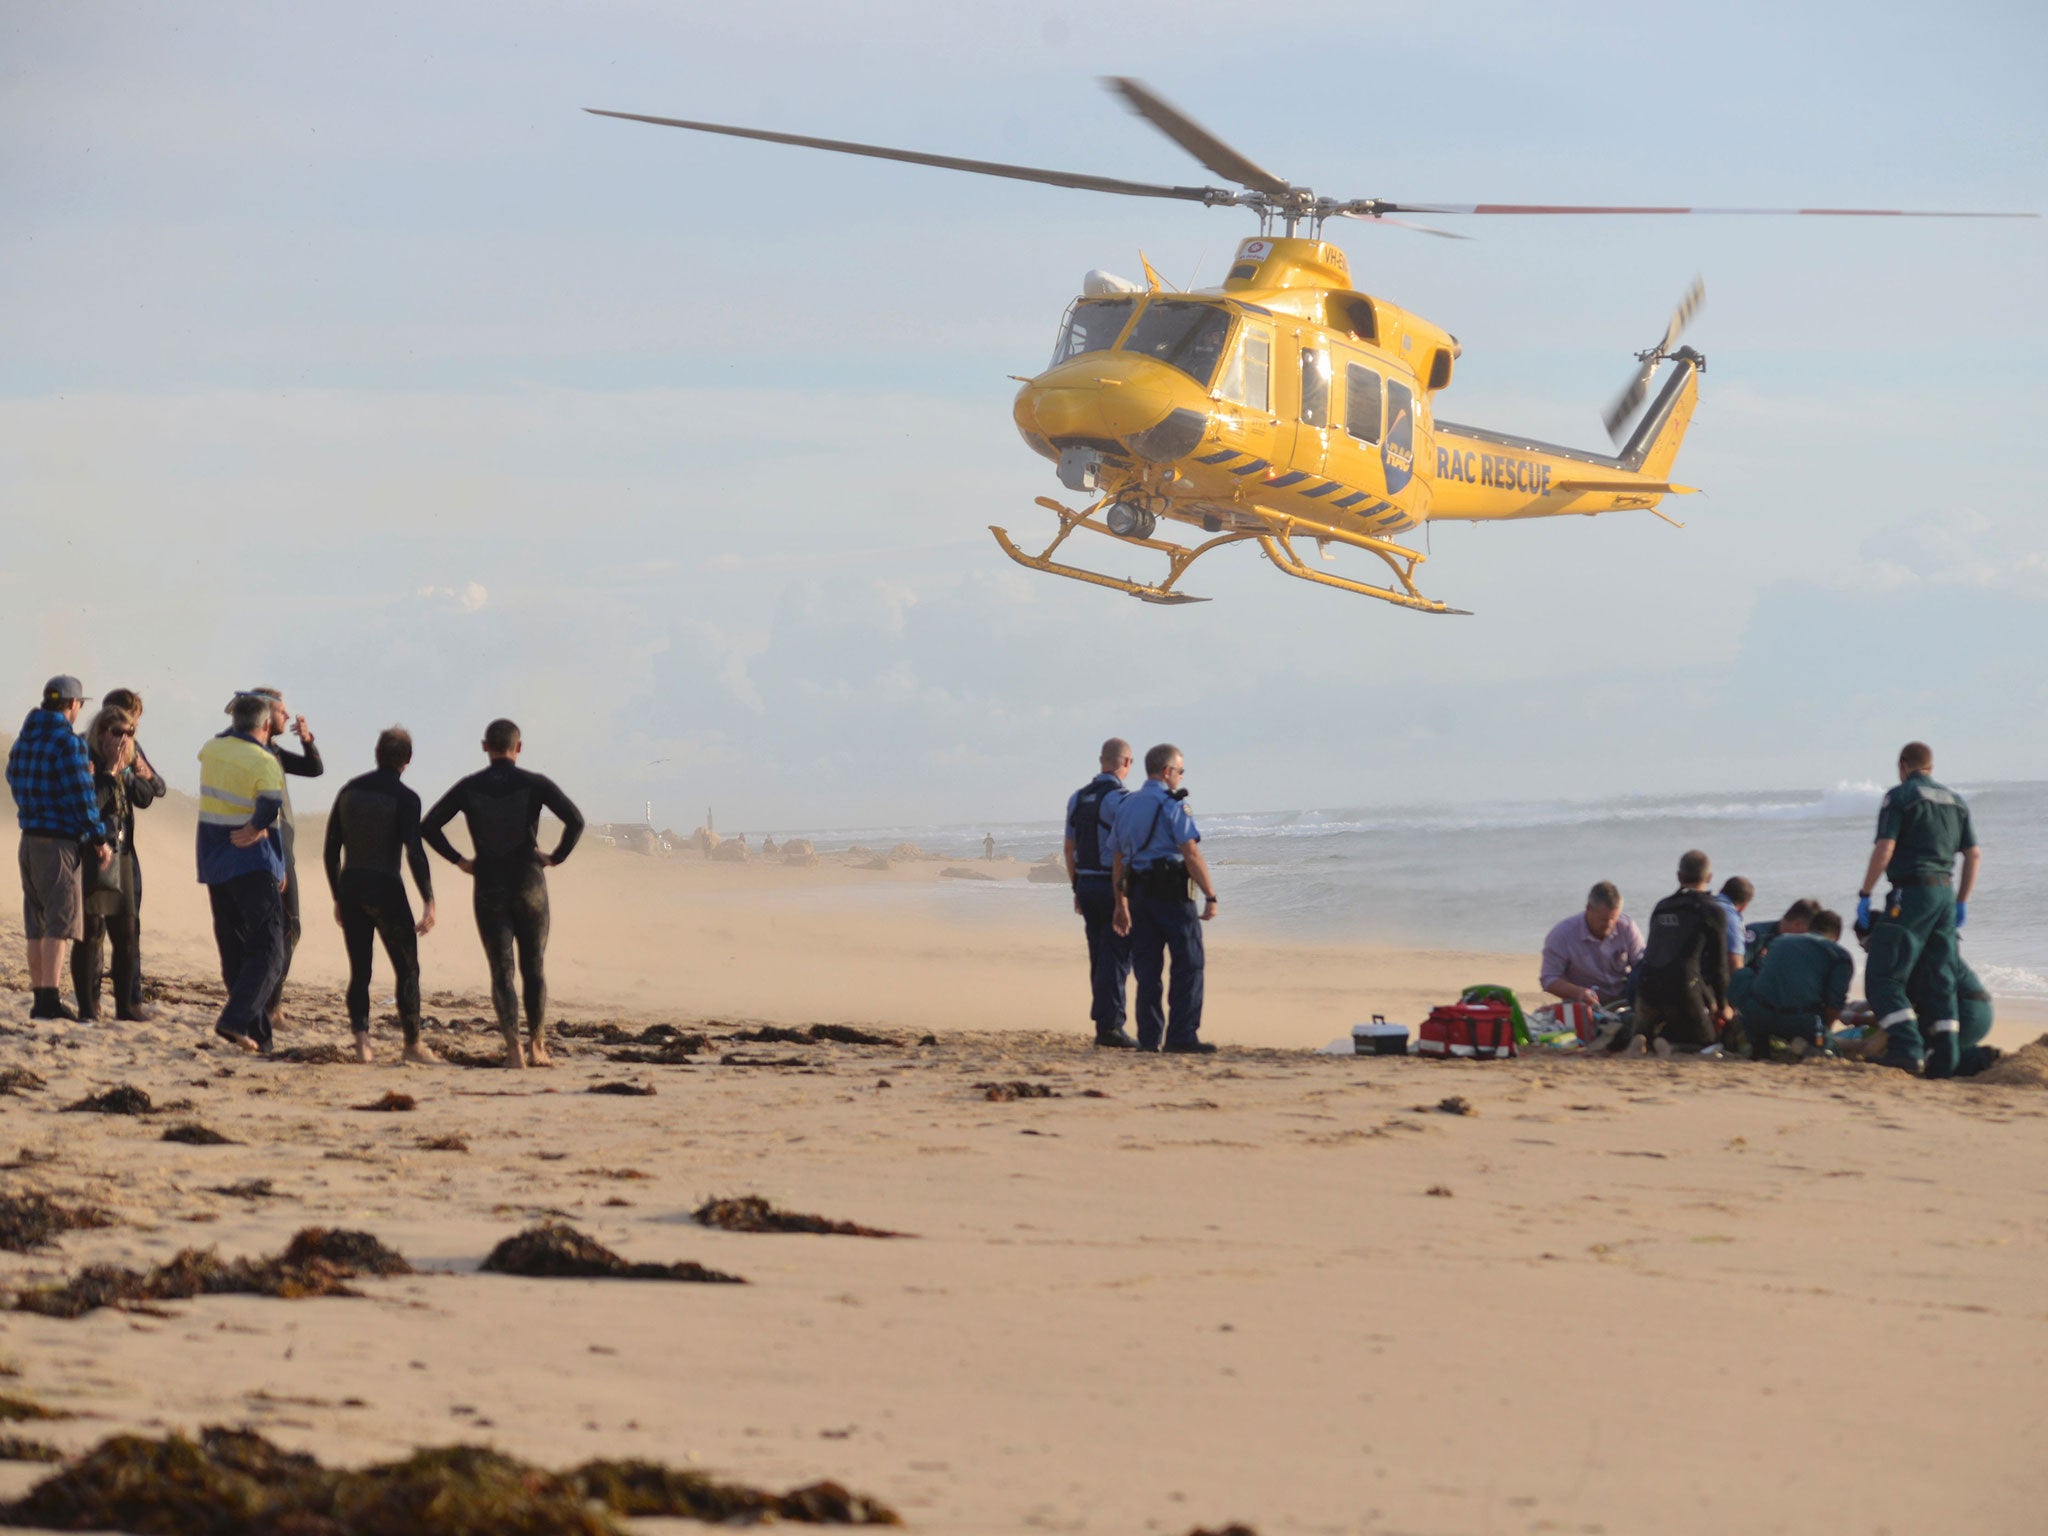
left=421, top=718, right=584, bottom=1068
left=325, top=727, right=439, bottom=1064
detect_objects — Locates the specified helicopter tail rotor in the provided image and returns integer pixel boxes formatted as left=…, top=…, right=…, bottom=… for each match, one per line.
left=1603, top=277, right=1705, bottom=443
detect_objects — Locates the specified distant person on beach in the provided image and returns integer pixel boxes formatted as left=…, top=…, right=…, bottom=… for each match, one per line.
left=1716, top=877, right=1753, bottom=969
left=984, top=832, right=996, bottom=861
left=422, top=719, right=584, bottom=1069
left=1110, top=743, right=1219, bottom=1054
left=197, top=692, right=289, bottom=1053
left=1539, top=882, right=1644, bottom=1010
left=7, top=676, right=112, bottom=1021
left=72, top=707, right=155, bottom=1022
left=1632, top=850, right=1732, bottom=1056
left=1066, top=737, right=1135, bottom=1049
left=1739, top=908, right=1852, bottom=1060
left=240, top=687, right=322, bottom=1032
left=325, top=727, right=439, bottom=1065
left=1857, top=741, right=1980, bottom=1077
left=101, top=688, right=167, bottom=1013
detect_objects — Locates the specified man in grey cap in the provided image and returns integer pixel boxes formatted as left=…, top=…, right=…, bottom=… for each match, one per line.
left=6, top=676, right=114, bottom=1020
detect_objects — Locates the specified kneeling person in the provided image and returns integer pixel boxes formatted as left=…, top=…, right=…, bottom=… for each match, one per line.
left=325, top=728, right=439, bottom=1064
left=1634, top=849, right=1732, bottom=1055
left=1741, top=909, right=1854, bottom=1059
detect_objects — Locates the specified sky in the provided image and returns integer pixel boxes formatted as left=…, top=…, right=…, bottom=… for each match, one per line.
left=4, top=0, right=2044, bottom=832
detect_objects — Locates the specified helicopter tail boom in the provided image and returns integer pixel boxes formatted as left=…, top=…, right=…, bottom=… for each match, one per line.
left=1428, top=351, right=1702, bottom=524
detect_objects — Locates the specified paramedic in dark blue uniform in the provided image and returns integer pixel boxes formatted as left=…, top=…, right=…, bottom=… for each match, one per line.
left=1110, top=743, right=1219, bottom=1054
left=1066, top=737, right=1135, bottom=1049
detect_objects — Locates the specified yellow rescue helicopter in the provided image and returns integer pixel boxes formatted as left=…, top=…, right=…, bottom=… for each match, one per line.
left=590, top=81, right=2032, bottom=615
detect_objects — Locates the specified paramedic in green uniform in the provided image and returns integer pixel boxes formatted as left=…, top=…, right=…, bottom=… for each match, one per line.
left=1856, top=742, right=1981, bottom=1076
left=1739, top=908, right=1854, bottom=1059
left=1911, top=955, right=2000, bottom=1079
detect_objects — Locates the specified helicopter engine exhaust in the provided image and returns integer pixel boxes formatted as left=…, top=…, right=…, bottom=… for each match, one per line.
left=1105, top=501, right=1158, bottom=540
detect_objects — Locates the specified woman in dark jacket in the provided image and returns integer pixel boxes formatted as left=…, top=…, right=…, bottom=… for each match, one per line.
left=102, top=687, right=166, bottom=1012
left=71, top=706, right=153, bottom=1023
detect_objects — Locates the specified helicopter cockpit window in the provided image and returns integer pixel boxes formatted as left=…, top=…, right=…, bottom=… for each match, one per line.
left=1122, top=301, right=1234, bottom=388
left=1216, top=326, right=1271, bottom=411
left=1051, top=298, right=1138, bottom=366
left=1344, top=362, right=1383, bottom=443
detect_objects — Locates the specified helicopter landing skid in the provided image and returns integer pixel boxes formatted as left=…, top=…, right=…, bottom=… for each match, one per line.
left=1256, top=523, right=1471, bottom=616
left=989, top=497, right=1258, bottom=605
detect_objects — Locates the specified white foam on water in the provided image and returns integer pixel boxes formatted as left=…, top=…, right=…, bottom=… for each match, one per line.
left=1978, top=964, right=2048, bottom=1000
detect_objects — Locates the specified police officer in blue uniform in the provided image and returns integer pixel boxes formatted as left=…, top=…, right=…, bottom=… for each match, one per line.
left=1110, top=743, right=1219, bottom=1054
left=1856, top=741, right=1982, bottom=1076
left=1066, top=737, right=1135, bottom=1049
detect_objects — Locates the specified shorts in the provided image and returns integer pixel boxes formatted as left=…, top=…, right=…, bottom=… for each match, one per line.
left=19, top=835, right=84, bottom=942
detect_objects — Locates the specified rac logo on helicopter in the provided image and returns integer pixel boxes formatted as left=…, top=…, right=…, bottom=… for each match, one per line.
left=1436, top=446, right=1552, bottom=496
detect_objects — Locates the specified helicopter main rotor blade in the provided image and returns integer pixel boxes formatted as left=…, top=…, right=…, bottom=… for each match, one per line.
left=586, top=108, right=1230, bottom=204
left=1373, top=201, right=2038, bottom=219
left=1334, top=209, right=1471, bottom=240
left=1103, top=78, right=1293, bottom=198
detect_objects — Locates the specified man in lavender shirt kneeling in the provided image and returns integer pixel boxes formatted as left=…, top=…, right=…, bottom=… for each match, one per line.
left=1541, top=881, right=1646, bottom=1009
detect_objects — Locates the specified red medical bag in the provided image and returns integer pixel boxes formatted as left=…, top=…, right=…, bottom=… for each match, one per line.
left=1416, top=1001, right=1518, bottom=1060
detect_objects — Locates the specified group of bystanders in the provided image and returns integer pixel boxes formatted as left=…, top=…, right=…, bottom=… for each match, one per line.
left=9, top=676, right=584, bottom=1070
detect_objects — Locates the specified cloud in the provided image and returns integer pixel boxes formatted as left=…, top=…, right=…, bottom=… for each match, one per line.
left=1818, top=508, right=2048, bottom=599
left=415, top=581, right=489, bottom=614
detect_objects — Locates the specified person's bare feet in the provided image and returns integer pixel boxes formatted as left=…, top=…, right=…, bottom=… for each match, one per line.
left=502, top=1039, right=528, bottom=1068
left=403, top=1042, right=443, bottom=1065
left=526, top=1039, right=554, bottom=1067
left=1652, top=1037, right=1676, bottom=1060
left=351, top=1033, right=374, bottom=1064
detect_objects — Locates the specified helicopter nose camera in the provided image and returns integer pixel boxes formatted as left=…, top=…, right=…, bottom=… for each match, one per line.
left=1105, top=501, right=1158, bottom=540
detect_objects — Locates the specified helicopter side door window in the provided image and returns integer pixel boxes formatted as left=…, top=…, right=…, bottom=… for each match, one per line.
left=1051, top=297, right=1139, bottom=366
left=1299, top=347, right=1331, bottom=428
left=1216, top=326, right=1271, bottom=412
left=1344, top=362, right=1382, bottom=444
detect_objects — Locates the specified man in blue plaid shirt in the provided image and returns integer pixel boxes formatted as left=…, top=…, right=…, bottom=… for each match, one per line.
left=7, top=675, right=112, bottom=1021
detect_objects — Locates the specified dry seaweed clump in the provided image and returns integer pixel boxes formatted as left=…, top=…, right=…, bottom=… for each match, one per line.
left=271, top=1043, right=357, bottom=1065
left=0, top=1392, right=71, bottom=1422
left=0, top=1435, right=63, bottom=1463
left=161, top=1123, right=239, bottom=1145
left=10, top=1228, right=412, bottom=1320
left=693, top=1195, right=908, bottom=1238
left=480, top=1221, right=744, bottom=1284
left=353, top=1092, right=416, bottom=1112
left=0, top=1067, right=46, bottom=1097
left=62, top=1085, right=152, bottom=1115
left=977, top=1080, right=1059, bottom=1102
left=0, top=1193, right=115, bottom=1253
left=806, top=1024, right=892, bottom=1045
left=586, top=1081, right=655, bottom=1097
left=569, top=1459, right=901, bottom=1524
left=0, top=1428, right=900, bottom=1534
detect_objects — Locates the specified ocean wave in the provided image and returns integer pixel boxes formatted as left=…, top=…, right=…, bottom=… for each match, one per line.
left=1201, top=782, right=1888, bottom=842
left=1978, top=964, right=2048, bottom=1001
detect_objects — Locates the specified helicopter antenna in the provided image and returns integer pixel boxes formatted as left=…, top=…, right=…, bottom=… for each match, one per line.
left=588, top=84, right=2038, bottom=239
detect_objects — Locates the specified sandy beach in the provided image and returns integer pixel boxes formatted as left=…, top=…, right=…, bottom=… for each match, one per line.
left=1, top=798, right=2044, bottom=1535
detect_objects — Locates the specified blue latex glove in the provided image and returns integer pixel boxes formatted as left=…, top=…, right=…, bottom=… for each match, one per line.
left=1955, top=900, right=1968, bottom=929
left=1855, top=894, right=1872, bottom=928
